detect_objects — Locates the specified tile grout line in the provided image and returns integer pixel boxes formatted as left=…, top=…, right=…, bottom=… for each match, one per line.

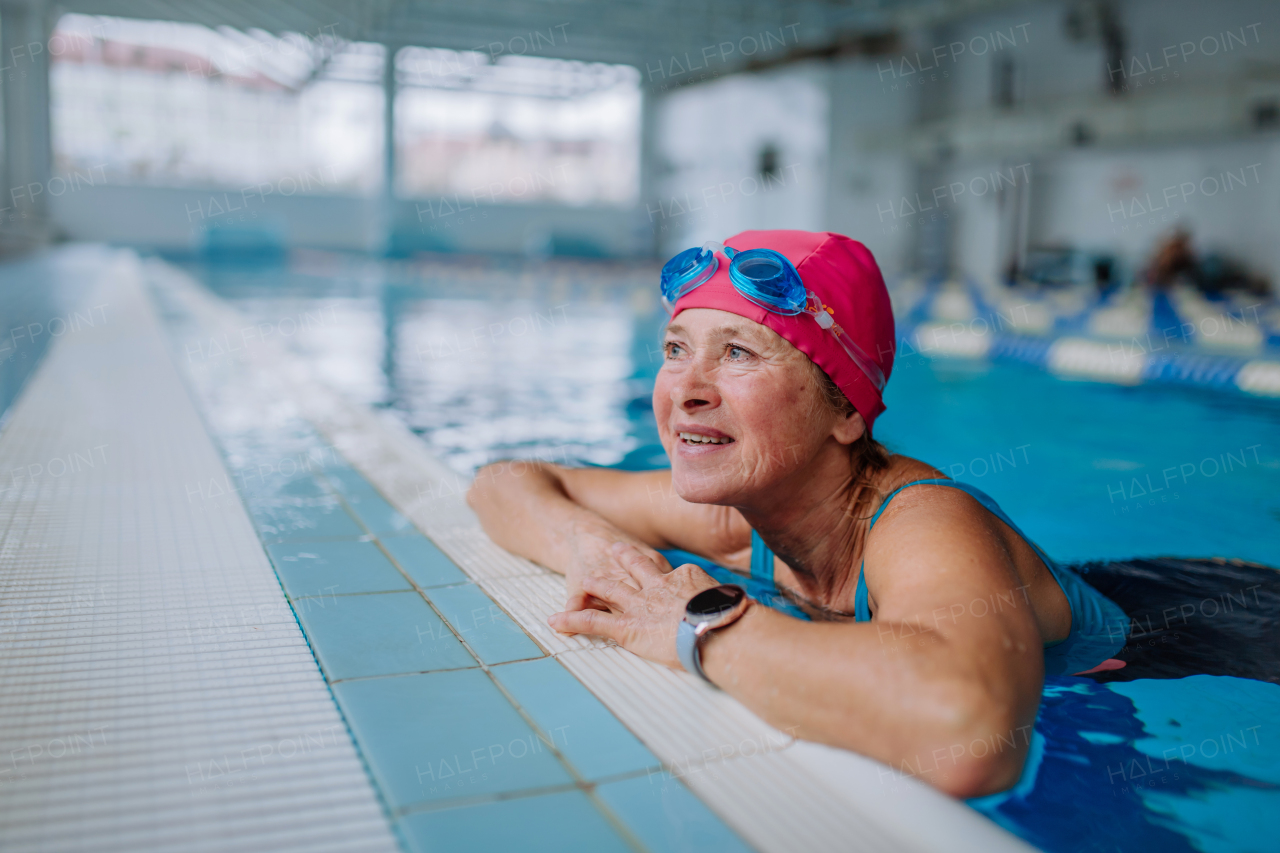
left=158, top=280, right=664, bottom=851
left=144, top=275, right=415, bottom=853
left=311, top=441, right=657, bottom=852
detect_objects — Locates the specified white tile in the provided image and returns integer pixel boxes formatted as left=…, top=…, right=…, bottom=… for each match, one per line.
left=0, top=248, right=397, bottom=853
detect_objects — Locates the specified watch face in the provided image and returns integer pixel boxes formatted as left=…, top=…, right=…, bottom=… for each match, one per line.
left=687, top=585, right=746, bottom=619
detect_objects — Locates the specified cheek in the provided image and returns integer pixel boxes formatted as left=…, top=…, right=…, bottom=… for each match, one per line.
left=727, top=373, right=809, bottom=435
left=651, top=374, right=674, bottom=428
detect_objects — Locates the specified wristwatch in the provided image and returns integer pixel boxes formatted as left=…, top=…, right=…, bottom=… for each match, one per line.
left=676, top=584, right=752, bottom=685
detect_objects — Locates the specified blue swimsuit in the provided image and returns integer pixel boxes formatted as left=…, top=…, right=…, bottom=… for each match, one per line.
left=660, top=478, right=1128, bottom=676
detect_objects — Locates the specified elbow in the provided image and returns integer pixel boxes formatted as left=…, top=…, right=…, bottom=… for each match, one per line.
left=926, top=685, right=1032, bottom=799
left=934, top=744, right=1026, bottom=799
left=465, top=462, right=505, bottom=511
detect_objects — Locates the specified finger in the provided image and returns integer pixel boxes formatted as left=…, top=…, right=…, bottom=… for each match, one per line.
left=582, top=572, right=641, bottom=609
left=611, top=542, right=667, bottom=585
left=564, top=591, right=611, bottom=612
left=548, top=607, right=622, bottom=639
left=583, top=594, right=611, bottom=611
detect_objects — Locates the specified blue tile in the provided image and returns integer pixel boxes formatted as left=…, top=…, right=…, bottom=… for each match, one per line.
left=380, top=535, right=468, bottom=588
left=249, top=498, right=366, bottom=541
left=321, top=468, right=415, bottom=534
left=428, top=583, right=543, bottom=665
left=596, top=774, right=754, bottom=853
left=492, top=658, right=657, bottom=780
left=322, top=465, right=377, bottom=497
left=396, top=790, right=634, bottom=853
left=333, top=669, right=573, bottom=809
left=239, top=472, right=328, bottom=501
left=343, top=489, right=414, bottom=535
left=266, top=540, right=411, bottom=598
left=294, top=591, right=473, bottom=680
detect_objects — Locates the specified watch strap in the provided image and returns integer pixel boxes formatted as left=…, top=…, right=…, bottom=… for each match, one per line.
left=676, top=619, right=711, bottom=683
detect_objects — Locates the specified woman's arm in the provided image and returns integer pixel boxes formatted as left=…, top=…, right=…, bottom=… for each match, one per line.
left=466, top=462, right=748, bottom=609
left=548, top=487, right=1045, bottom=798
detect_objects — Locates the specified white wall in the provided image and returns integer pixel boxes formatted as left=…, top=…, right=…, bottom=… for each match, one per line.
left=824, top=59, right=918, bottom=279
left=1030, top=139, right=1280, bottom=282
left=911, top=0, right=1280, bottom=284
left=649, top=61, right=829, bottom=256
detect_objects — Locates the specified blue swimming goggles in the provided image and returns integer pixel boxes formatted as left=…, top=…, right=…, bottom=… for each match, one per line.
left=660, top=241, right=886, bottom=391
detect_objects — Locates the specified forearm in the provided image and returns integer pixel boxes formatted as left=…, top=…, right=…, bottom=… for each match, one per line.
left=466, top=463, right=648, bottom=575
left=699, top=605, right=1035, bottom=796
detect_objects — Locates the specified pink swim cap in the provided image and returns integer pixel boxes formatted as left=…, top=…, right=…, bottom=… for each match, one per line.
left=669, top=230, right=895, bottom=429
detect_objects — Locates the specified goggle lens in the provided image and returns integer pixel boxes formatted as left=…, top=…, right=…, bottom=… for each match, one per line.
left=660, top=246, right=718, bottom=305
left=735, top=256, right=782, bottom=283
left=726, top=248, right=806, bottom=315
left=659, top=240, right=887, bottom=394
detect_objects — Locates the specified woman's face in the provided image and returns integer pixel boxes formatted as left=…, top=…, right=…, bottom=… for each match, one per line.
left=653, top=307, right=863, bottom=506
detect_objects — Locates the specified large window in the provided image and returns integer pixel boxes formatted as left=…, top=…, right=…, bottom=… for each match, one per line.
left=49, top=16, right=641, bottom=206
left=395, top=48, right=639, bottom=206
left=50, top=14, right=384, bottom=194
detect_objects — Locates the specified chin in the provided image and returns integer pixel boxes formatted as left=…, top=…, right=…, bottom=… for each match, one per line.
left=670, top=461, right=742, bottom=505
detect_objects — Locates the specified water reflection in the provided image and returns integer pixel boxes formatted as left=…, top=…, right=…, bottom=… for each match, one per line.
left=190, top=252, right=664, bottom=475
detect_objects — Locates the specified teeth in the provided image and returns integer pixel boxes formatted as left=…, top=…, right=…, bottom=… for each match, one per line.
left=678, top=431, right=732, bottom=445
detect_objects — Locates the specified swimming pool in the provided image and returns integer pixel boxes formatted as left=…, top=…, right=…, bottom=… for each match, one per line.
left=186, top=250, right=1279, bottom=567
left=181, top=250, right=1280, bottom=853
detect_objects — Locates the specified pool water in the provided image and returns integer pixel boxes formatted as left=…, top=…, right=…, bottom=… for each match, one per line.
left=184, top=252, right=1280, bottom=853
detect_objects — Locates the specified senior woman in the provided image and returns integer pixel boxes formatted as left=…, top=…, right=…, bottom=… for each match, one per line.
left=468, top=230, right=1127, bottom=798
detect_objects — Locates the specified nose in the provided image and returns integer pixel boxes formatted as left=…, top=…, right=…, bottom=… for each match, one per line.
left=670, top=355, right=721, bottom=413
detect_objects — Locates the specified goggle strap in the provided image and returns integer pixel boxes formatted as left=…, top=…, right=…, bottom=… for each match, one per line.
left=806, top=290, right=887, bottom=392
left=827, top=324, right=887, bottom=392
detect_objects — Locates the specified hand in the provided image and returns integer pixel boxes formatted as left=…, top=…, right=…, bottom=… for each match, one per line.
left=549, top=542, right=721, bottom=669
left=562, top=522, right=674, bottom=612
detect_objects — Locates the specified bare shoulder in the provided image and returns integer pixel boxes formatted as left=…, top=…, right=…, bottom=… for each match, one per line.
left=860, top=458, right=1025, bottom=616
left=865, top=455, right=999, bottom=552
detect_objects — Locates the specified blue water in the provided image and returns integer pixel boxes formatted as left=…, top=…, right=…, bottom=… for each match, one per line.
left=181, top=252, right=1280, bottom=853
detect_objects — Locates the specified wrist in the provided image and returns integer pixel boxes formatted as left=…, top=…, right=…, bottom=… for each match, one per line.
left=677, top=585, right=753, bottom=686
left=697, top=600, right=760, bottom=684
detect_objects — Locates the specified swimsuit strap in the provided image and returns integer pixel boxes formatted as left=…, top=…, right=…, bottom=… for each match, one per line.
left=749, top=529, right=775, bottom=582
left=855, top=478, right=1048, bottom=622
left=751, top=480, right=980, bottom=619
left=750, top=478, right=1129, bottom=675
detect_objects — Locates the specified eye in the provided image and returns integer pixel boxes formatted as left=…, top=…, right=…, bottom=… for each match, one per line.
left=726, top=345, right=750, bottom=360
left=664, top=341, right=684, bottom=358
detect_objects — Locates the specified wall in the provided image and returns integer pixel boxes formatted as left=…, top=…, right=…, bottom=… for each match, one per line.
left=823, top=59, right=918, bottom=280
left=648, top=61, right=830, bottom=257
left=1029, top=139, right=1280, bottom=284
left=932, top=0, right=1280, bottom=285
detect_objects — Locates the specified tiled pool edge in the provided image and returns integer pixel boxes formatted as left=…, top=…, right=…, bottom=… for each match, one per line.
left=146, top=252, right=1038, bottom=853
left=147, top=259, right=754, bottom=853
left=0, top=247, right=401, bottom=853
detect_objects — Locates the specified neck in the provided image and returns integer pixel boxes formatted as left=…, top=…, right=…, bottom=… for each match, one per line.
left=735, top=444, right=882, bottom=608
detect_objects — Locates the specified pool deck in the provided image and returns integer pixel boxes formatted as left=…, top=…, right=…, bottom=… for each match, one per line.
left=0, top=245, right=1033, bottom=852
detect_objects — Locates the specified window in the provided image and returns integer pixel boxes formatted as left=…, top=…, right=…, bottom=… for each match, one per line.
left=394, top=47, right=639, bottom=206
left=50, top=14, right=383, bottom=194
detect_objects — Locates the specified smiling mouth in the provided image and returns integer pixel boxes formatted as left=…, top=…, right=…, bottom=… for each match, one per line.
left=678, top=431, right=735, bottom=446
